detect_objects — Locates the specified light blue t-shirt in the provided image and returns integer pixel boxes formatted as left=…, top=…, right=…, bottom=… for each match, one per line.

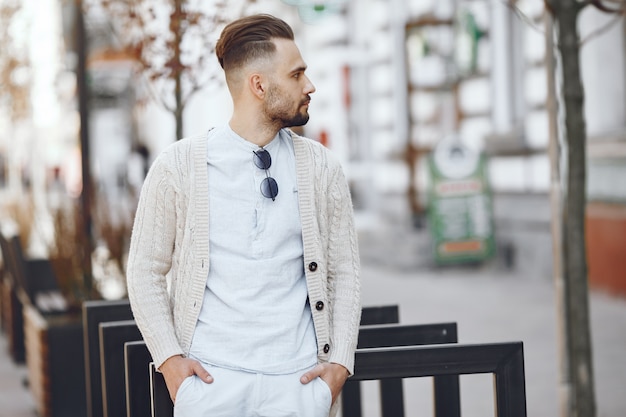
left=189, top=124, right=318, bottom=374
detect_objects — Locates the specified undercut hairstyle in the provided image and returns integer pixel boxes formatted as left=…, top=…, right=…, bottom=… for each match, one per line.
left=215, top=14, right=295, bottom=71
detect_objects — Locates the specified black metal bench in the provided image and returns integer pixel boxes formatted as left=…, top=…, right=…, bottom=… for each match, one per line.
left=82, top=299, right=134, bottom=417
left=149, top=329, right=527, bottom=417
left=99, top=320, right=143, bottom=417
left=132, top=305, right=526, bottom=417
left=353, top=341, right=527, bottom=417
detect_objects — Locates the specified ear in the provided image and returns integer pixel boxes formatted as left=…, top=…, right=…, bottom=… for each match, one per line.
left=248, top=73, right=266, bottom=99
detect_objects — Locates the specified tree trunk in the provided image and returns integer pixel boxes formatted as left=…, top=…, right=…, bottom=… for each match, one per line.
left=175, top=73, right=183, bottom=140
left=76, top=0, right=94, bottom=296
left=174, top=0, right=184, bottom=141
left=551, top=0, right=596, bottom=415
left=543, top=11, right=569, bottom=416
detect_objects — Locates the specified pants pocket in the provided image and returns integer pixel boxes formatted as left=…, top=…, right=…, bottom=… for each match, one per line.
left=314, top=377, right=332, bottom=412
left=174, top=375, right=195, bottom=406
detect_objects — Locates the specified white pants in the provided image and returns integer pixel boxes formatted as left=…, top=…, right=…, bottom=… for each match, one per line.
left=173, top=363, right=332, bottom=417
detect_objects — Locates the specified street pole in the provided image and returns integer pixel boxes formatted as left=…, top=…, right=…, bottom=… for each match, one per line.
left=75, top=0, right=94, bottom=297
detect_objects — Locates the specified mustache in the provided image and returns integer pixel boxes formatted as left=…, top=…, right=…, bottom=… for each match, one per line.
left=301, top=96, right=311, bottom=105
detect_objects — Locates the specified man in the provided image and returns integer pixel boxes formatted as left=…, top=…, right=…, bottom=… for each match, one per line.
left=126, top=14, right=361, bottom=417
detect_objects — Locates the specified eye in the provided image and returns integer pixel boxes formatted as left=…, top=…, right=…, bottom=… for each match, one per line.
left=293, top=73, right=301, bottom=79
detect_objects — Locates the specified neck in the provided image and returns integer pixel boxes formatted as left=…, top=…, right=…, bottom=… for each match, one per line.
left=229, top=113, right=280, bottom=148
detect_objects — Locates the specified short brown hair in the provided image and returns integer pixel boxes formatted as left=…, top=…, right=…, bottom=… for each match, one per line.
left=215, top=14, right=294, bottom=71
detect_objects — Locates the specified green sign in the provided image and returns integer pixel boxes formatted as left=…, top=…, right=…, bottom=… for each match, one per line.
left=427, top=137, right=495, bottom=264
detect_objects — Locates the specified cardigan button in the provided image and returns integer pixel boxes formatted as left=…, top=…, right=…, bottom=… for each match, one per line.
left=323, top=344, right=330, bottom=354
left=308, top=262, right=318, bottom=272
left=315, top=301, right=324, bottom=311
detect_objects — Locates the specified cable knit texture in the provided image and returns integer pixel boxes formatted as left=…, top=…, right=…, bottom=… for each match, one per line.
left=126, top=130, right=361, bottom=380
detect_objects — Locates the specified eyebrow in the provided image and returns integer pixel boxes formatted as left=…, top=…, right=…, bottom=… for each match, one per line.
left=290, top=65, right=307, bottom=75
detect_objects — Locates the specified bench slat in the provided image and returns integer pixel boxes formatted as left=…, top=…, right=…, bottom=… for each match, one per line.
left=83, top=300, right=133, bottom=417
left=99, top=320, right=142, bottom=417
left=125, top=341, right=152, bottom=417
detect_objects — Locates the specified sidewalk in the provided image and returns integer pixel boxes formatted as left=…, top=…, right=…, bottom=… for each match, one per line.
left=1, top=211, right=625, bottom=417
left=0, top=334, right=36, bottom=417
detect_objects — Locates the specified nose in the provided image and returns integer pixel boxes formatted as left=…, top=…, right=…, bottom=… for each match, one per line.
left=304, top=75, right=316, bottom=95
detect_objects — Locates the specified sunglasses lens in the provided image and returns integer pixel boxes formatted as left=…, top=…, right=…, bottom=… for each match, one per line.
left=261, top=177, right=279, bottom=200
left=253, top=149, right=278, bottom=200
left=253, top=149, right=272, bottom=170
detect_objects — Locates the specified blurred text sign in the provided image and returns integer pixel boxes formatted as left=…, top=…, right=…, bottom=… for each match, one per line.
left=428, top=136, right=495, bottom=265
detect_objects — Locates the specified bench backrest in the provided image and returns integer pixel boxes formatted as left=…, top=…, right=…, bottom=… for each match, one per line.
left=99, top=320, right=143, bottom=417
left=359, top=304, right=399, bottom=326
left=83, top=299, right=134, bottom=417
left=353, top=342, right=527, bottom=417
left=46, top=316, right=87, bottom=417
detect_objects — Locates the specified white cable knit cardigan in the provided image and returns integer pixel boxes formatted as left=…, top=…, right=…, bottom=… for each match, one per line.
left=126, top=130, right=361, bottom=376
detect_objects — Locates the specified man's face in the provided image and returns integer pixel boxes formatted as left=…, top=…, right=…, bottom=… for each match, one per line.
left=263, top=38, right=316, bottom=128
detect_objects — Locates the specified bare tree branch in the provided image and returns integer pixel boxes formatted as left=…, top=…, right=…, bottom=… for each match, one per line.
left=86, top=0, right=247, bottom=139
left=511, top=0, right=624, bottom=49
left=545, top=0, right=594, bottom=14
left=503, top=0, right=546, bottom=35
left=590, top=0, right=626, bottom=13
left=580, top=12, right=624, bottom=46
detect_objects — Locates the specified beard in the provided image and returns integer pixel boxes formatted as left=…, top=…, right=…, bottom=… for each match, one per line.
left=264, top=85, right=310, bottom=128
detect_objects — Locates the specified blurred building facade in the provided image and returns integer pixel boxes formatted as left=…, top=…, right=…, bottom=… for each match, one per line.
left=280, top=0, right=625, bottom=288
left=301, top=0, right=625, bottom=290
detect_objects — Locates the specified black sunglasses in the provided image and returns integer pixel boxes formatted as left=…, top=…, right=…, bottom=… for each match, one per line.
left=253, top=149, right=279, bottom=201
